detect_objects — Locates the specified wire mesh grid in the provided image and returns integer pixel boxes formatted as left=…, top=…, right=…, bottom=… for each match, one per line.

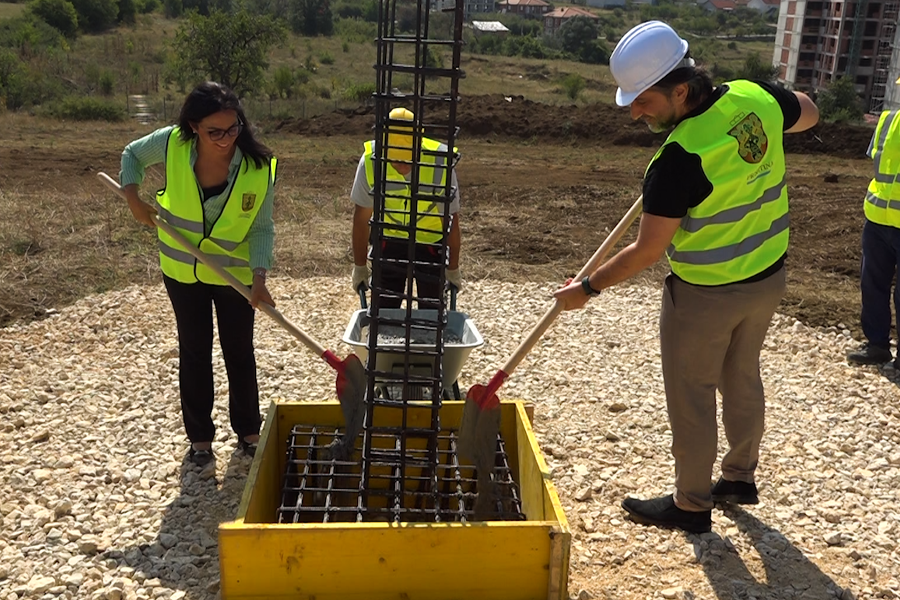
left=277, top=424, right=526, bottom=523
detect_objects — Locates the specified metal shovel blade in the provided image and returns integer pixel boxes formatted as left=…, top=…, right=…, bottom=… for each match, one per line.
left=459, top=383, right=501, bottom=520
left=328, top=353, right=367, bottom=460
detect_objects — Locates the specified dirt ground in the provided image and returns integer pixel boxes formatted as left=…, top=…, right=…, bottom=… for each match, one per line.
left=0, top=94, right=878, bottom=336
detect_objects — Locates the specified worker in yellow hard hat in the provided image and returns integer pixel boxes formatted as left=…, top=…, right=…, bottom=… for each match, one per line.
left=554, top=21, right=819, bottom=534
left=350, top=107, right=462, bottom=308
left=845, top=77, right=900, bottom=369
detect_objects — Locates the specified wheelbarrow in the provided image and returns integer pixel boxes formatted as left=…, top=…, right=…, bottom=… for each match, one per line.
left=341, top=287, right=484, bottom=402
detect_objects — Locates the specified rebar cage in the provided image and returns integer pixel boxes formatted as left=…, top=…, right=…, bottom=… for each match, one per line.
left=277, top=424, right=526, bottom=523
left=277, top=0, right=525, bottom=524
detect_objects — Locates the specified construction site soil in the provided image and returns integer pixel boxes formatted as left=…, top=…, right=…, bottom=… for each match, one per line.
left=0, top=95, right=881, bottom=338
left=275, top=93, right=875, bottom=159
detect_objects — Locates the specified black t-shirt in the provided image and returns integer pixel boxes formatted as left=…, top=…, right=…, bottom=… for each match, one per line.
left=642, top=80, right=801, bottom=284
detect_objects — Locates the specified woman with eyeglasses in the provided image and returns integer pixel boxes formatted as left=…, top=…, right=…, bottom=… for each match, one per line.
left=119, top=81, right=276, bottom=467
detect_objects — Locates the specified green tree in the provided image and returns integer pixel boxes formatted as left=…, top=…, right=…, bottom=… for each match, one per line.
left=163, top=0, right=181, bottom=17
left=167, top=9, right=286, bottom=97
left=817, top=76, right=864, bottom=123
left=556, top=15, right=598, bottom=57
left=734, top=52, right=778, bottom=82
left=28, top=0, right=79, bottom=38
left=118, top=0, right=136, bottom=23
left=289, top=0, right=333, bottom=36
left=70, top=0, right=118, bottom=32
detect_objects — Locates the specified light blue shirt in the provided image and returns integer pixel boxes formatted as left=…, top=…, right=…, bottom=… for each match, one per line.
left=120, top=125, right=275, bottom=271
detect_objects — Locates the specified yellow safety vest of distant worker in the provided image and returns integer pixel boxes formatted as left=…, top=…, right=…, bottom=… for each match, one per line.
left=864, top=109, right=900, bottom=229
left=650, top=80, right=789, bottom=286
left=156, top=127, right=277, bottom=286
left=363, top=126, right=457, bottom=245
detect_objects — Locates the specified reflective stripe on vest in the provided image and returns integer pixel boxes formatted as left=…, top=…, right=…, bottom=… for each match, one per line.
left=363, top=138, right=456, bottom=244
left=653, top=80, right=789, bottom=286
left=156, top=128, right=275, bottom=285
left=864, top=110, right=900, bottom=228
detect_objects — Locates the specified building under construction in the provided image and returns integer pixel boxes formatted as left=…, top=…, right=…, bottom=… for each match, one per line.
left=773, top=0, right=900, bottom=113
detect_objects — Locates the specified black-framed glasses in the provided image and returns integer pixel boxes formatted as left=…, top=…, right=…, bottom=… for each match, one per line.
left=206, top=120, right=243, bottom=141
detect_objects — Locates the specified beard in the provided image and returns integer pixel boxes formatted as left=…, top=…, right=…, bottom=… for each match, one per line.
left=645, top=114, right=678, bottom=133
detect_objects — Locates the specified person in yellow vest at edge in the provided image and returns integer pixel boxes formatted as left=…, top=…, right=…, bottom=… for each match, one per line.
left=119, top=81, right=277, bottom=468
left=845, top=80, right=900, bottom=370
left=554, top=21, right=819, bottom=534
left=350, top=107, right=462, bottom=308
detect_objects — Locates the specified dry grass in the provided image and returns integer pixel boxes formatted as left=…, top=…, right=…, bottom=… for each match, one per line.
left=0, top=1, right=24, bottom=19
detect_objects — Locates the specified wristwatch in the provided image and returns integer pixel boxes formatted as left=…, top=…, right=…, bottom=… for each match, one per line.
left=581, top=276, right=601, bottom=296
left=253, top=268, right=267, bottom=280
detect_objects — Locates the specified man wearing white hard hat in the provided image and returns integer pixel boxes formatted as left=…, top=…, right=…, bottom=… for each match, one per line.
left=350, top=107, right=462, bottom=308
left=555, top=20, right=818, bottom=533
left=845, top=77, right=900, bottom=370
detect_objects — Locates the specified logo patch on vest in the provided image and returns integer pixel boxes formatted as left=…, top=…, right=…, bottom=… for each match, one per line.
left=728, top=113, right=768, bottom=164
left=241, top=193, right=256, bottom=212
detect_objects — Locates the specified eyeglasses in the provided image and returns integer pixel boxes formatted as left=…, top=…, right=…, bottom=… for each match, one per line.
left=206, top=120, right=243, bottom=141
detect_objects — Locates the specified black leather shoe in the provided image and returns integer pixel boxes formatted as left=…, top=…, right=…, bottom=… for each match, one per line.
left=847, top=343, right=892, bottom=365
left=189, top=447, right=213, bottom=467
left=621, top=494, right=711, bottom=534
left=711, top=477, right=758, bottom=505
left=239, top=439, right=258, bottom=457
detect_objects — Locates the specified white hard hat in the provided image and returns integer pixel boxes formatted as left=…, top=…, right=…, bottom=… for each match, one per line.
left=610, top=21, right=693, bottom=107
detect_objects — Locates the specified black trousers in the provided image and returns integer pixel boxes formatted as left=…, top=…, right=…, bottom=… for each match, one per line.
left=163, top=275, right=261, bottom=444
left=379, top=239, right=444, bottom=309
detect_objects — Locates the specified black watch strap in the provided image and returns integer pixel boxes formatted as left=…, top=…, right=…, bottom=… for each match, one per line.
left=581, top=276, right=601, bottom=296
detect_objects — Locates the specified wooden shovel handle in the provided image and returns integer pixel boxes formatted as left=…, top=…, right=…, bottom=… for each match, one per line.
left=499, top=194, right=643, bottom=376
left=97, top=171, right=330, bottom=359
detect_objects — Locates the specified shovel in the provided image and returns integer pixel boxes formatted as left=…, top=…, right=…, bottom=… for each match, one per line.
left=459, top=194, right=644, bottom=518
left=98, top=172, right=367, bottom=457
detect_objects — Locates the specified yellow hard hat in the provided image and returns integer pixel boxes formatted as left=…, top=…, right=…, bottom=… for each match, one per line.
left=387, top=107, right=414, bottom=162
left=896, top=75, right=900, bottom=85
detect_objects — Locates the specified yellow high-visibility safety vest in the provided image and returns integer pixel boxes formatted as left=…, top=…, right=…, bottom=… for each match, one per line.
left=865, top=110, right=900, bottom=229
left=156, top=128, right=276, bottom=286
left=650, top=80, right=789, bottom=286
left=363, top=137, right=457, bottom=244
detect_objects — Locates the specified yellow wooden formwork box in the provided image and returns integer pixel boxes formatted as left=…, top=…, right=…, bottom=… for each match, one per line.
left=219, top=400, right=570, bottom=600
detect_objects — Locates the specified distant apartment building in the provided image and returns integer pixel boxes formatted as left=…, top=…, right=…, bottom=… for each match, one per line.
left=498, top=0, right=551, bottom=18
left=773, top=0, right=900, bottom=112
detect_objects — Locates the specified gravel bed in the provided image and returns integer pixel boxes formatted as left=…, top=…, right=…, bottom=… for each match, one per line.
left=1, top=277, right=899, bottom=600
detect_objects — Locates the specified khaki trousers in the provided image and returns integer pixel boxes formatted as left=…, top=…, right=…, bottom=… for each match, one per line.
left=660, top=267, right=785, bottom=511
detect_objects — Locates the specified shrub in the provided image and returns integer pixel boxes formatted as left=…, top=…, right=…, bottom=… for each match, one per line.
left=561, top=73, right=585, bottom=101
left=99, top=69, right=114, bottom=94
left=342, top=81, right=374, bottom=102
left=70, top=0, right=119, bottom=32
left=117, top=0, right=136, bottom=23
left=341, top=40, right=348, bottom=52
left=272, top=65, right=294, bottom=98
left=0, top=15, right=65, bottom=52
left=136, top=0, right=158, bottom=12
left=319, top=51, right=334, bottom=65
left=28, top=0, right=79, bottom=38
left=46, top=95, right=125, bottom=120
left=163, top=0, right=181, bottom=17
left=818, top=76, right=864, bottom=123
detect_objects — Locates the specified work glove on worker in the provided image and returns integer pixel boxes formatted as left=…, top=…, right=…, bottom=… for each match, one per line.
left=446, top=269, right=463, bottom=292
left=352, top=264, right=371, bottom=291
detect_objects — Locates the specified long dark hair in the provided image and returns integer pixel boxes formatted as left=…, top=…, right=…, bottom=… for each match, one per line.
left=177, top=81, right=273, bottom=170
left=651, top=54, right=714, bottom=111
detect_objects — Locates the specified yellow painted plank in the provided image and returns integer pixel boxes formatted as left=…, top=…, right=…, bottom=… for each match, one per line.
left=516, top=403, right=546, bottom=520
left=240, top=402, right=280, bottom=523
left=220, top=522, right=553, bottom=600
